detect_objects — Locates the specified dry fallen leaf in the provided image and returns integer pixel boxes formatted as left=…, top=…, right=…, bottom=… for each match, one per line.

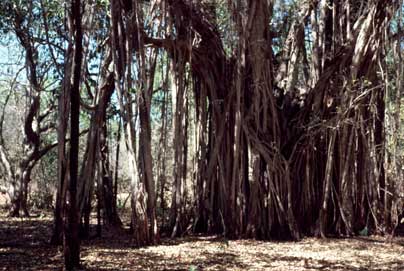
left=1, top=211, right=404, bottom=271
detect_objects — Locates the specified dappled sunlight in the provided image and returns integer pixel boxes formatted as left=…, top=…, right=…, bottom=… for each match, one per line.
left=1, top=212, right=403, bottom=270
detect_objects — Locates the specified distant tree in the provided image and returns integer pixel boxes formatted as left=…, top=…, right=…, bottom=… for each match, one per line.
left=0, top=0, right=61, bottom=217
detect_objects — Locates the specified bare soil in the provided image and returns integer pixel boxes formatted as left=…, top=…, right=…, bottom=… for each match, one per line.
left=0, top=211, right=403, bottom=270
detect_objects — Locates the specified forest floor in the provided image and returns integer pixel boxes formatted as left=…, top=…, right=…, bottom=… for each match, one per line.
left=0, top=211, right=404, bottom=271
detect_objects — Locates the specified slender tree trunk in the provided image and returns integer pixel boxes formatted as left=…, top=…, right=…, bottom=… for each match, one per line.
left=156, top=78, right=170, bottom=230
left=138, top=93, right=157, bottom=242
left=193, top=79, right=209, bottom=233
left=100, top=117, right=122, bottom=226
left=113, top=118, right=122, bottom=207
left=51, top=54, right=71, bottom=244
left=169, top=57, right=187, bottom=237
left=63, top=0, right=83, bottom=269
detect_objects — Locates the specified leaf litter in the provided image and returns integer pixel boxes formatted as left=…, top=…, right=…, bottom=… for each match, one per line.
left=1, top=212, right=403, bottom=270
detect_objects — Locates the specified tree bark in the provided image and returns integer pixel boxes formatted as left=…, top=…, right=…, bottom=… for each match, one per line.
left=63, top=0, right=83, bottom=269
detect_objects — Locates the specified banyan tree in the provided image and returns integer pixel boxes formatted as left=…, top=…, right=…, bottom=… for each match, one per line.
left=127, top=0, right=402, bottom=240
left=2, top=1, right=404, bottom=270
left=44, top=1, right=403, bottom=266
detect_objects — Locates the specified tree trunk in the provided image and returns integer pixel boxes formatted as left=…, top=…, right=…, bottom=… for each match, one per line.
left=100, top=118, right=122, bottom=226
left=51, top=48, right=71, bottom=245
left=113, top=118, right=122, bottom=209
left=169, top=56, right=187, bottom=237
left=8, top=179, right=21, bottom=217
left=138, top=92, right=157, bottom=243
left=63, top=0, right=83, bottom=269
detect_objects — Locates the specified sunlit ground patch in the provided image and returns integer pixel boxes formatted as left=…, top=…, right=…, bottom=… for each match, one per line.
left=1, top=212, right=404, bottom=271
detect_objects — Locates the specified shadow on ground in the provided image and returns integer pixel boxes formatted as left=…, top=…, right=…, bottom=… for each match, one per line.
left=1, top=212, right=404, bottom=271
